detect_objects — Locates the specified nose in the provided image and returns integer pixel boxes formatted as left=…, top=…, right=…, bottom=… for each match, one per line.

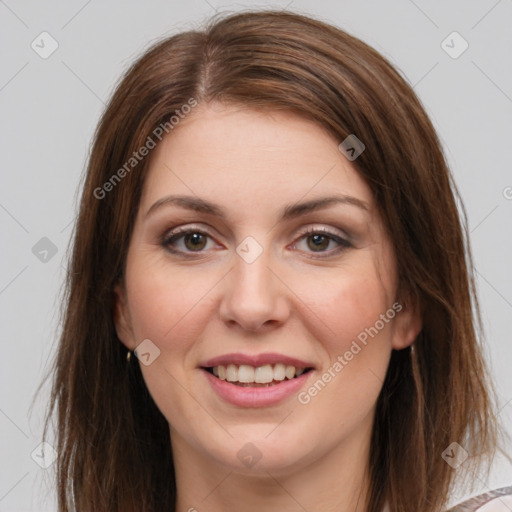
left=219, top=247, right=290, bottom=332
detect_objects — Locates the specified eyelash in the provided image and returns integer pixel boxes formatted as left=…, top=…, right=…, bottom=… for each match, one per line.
left=160, top=225, right=352, bottom=258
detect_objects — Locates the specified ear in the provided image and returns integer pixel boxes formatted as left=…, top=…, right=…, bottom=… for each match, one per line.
left=391, top=296, right=422, bottom=350
left=113, top=282, right=137, bottom=350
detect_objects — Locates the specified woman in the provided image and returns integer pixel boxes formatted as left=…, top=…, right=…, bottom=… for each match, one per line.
left=44, top=10, right=511, bottom=512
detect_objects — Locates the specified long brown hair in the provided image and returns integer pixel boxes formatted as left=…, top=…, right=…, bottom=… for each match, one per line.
left=43, top=9, right=506, bottom=512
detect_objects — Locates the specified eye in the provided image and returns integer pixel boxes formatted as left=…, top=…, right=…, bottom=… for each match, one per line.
left=161, top=225, right=351, bottom=257
left=161, top=228, right=218, bottom=254
left=293, top=227, right=351, bottom=256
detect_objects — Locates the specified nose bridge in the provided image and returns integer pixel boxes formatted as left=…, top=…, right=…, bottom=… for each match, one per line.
left=219, top=240, right=289, bottom=330
left=235, top=249, right=272, bottom=295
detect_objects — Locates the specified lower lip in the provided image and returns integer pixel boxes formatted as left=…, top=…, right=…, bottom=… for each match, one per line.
left=201, top=369, right=313, bottom=408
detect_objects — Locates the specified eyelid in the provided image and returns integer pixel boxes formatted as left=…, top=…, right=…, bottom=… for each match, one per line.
left=161, top=224, right=349, bottom=240
left=163, top=223, right=216, bottom=238
left=294, top=224, right=350, bottom=240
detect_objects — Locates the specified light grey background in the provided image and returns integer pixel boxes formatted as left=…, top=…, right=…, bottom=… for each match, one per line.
left=1, top=0, right=511, bottom=510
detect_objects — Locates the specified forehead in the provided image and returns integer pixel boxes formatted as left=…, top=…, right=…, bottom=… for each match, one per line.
left=140, top=103, right=375, bottom=217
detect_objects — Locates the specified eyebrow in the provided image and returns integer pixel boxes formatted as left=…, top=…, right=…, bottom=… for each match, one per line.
left=145, top=194, right=369, bottom=220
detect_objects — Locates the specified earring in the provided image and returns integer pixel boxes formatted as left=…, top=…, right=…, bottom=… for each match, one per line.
left=127, top=350, right=133, bottom=363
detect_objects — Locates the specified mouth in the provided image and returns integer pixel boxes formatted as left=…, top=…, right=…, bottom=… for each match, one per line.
left=199, top=354, right=317, bottom=407
left=201, top=364, right=314, bottom=388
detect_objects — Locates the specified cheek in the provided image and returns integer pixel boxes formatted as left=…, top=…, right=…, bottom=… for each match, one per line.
left=123, top=258, right=218, bottom=422
left=293, top=269, right=394, bottom=435
left=293, top=258, right=394, bottom=410
left=125, top=256, right=217, bottom=349
left=296, top=259, right=393, bottom=354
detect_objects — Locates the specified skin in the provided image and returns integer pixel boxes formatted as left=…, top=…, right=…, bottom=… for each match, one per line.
left=114, top=102, right=422, bottom=512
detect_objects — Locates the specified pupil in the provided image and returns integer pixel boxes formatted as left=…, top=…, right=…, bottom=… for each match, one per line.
left=185, top=233, right=206, bottom=251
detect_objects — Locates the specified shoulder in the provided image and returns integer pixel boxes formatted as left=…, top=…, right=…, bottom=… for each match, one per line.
left=447, top=486, right=512, bottom=511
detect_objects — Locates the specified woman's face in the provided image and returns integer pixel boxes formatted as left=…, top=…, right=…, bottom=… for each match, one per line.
left=114, top=103, right=421, bottom=476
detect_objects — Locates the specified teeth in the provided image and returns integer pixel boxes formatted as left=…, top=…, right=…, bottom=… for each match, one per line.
left=254, top=364, right=273, bottom=383
left=226, top=364, right=238, bottom=382
left=285, top=365, right=295, bottom=379
left=238, top=365, right=255, bottom=383
left=210, top=363, right=308, bottom=384
left=273, top=363, right=286, bottom=381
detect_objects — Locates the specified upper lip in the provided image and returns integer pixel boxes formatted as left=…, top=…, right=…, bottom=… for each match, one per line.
left=199, top=352, right=316, bottom=369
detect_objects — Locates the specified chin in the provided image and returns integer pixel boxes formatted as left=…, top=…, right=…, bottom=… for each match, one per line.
left=208, top=431, right=314, bottom=475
